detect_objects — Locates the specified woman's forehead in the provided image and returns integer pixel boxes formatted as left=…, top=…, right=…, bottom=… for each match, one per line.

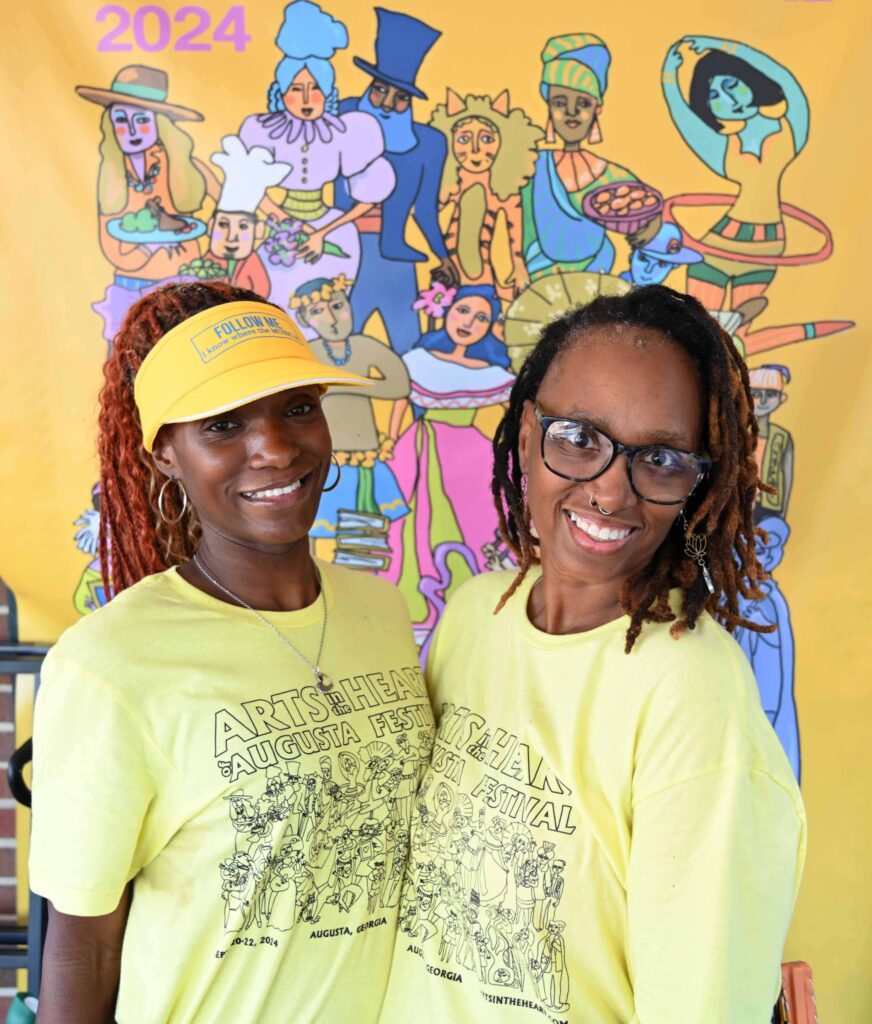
left=539, top=327, right=703, bottom=443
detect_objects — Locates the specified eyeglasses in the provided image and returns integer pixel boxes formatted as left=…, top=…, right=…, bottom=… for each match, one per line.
left=534, top=404, right=710, bottom=505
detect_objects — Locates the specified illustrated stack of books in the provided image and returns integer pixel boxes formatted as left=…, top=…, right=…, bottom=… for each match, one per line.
left=333, top=510, right=392, bottom=571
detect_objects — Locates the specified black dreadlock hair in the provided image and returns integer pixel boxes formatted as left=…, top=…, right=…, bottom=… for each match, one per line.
left=491, top=283, right=775, bottom=652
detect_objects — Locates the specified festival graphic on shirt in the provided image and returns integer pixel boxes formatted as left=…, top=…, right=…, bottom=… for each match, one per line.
left=212, top=667, right=434, bottom=941
left=398, top=702, right=576, bottom=1022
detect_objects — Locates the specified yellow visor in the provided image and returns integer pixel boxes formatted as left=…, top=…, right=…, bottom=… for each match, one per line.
left=133, top=301, right=372, bottom=451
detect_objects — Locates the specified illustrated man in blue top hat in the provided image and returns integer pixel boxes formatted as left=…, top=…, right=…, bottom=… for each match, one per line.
left=619, top=222, right=703, bottom=288
left=335, top=7, right=458, bottom=355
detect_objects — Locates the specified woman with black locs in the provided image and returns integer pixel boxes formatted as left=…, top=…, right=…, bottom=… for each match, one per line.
left=381, top=284, right=805, bottom=1023
left=30, top=281, right=433, bottom=1023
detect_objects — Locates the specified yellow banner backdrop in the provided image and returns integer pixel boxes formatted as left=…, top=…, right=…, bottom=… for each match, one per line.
left=2, top=1, right=870, bottom=1018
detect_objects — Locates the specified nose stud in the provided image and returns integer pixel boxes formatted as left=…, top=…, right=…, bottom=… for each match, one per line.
left=589, top=491, right=613, bottom=516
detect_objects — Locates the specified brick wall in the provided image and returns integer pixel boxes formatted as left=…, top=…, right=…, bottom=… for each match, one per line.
left=1, top=577, right=20, bottom=1009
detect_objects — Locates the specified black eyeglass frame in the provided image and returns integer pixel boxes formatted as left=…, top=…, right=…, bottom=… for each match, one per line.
left=533, top=404, right=712, bottom=506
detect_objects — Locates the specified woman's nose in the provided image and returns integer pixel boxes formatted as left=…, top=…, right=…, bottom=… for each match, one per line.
left=588, top=454, right=636, bottom=511
left=249, top=419, right=299, bottom=466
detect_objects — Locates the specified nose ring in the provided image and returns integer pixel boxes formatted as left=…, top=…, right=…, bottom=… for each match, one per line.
left=589, top=491, right=613, bottom=516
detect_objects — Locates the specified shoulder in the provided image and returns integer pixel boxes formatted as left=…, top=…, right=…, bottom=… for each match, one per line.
left=238, top=114, right=268, bottom=142
left=338, top=97, right=359, bottom=115
left=439, top=571, right=516, bottom=630
left=48, top=572, right=180, bottom=666
left=634, top=610, right=760, bottom=712
left=402, top=348, right=439, bottom=373
left=414, top=122, right=447, bottom=153
left=632, top=610, right=795, bottom=791
left=40, top=571, right=184, bottom=703
left=339, top=110, right=382, bottom=141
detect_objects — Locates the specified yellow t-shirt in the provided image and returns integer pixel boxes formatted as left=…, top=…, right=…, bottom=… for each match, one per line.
left=382, top=569, right=805, bottom=1024
left=30, top=562, right=434, bottom=1024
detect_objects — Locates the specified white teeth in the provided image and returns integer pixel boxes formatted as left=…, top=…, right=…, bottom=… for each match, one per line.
left=243, top=480, right=302, bottom=499
left=566, top=510, right=632, bottom=542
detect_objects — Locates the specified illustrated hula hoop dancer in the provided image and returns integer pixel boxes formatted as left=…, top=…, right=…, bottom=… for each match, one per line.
left=662, top=36, right=853, bottom=352
left=30, top=282, right=432, bottom=1023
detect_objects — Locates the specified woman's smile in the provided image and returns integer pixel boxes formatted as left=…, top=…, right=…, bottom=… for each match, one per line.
left=564, top=508, right=638, bottom=552
left=239, top=471, right=314, bottom=507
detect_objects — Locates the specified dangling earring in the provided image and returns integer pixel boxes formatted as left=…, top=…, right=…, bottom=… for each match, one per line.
left=323, top=453, right=342, bottom=493
left=680, top=512, right=715, bottom=595
left=545, top=118, right=556, bottom=145
left=589, top=109, right=601, bottom=145
left=157, top=478, right=188, bottom=525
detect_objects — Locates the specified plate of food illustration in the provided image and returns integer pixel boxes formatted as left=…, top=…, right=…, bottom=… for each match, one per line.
left=107, top=198, right=206, bottom=244
left=583, top=182, right=663, bottom=234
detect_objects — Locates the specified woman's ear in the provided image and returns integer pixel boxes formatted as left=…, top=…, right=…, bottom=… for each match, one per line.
left=517, top=400, right=535, bottom=475
left=150, top=426, right=179, bottom=481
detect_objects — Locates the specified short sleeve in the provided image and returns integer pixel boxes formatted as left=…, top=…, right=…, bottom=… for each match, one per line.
left=29, top=651, right=173, bottom=916
left=627, top=765, right=806, bottom=1023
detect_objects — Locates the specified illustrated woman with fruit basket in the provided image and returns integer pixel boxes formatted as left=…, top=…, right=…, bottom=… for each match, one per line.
left=521, top=33, right=662, bottom=281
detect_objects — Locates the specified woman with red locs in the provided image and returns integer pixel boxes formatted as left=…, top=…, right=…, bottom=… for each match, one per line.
left=30, top=281, right=433, bottom=1023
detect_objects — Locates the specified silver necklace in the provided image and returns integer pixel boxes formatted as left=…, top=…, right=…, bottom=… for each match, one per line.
left=192, top=553, right=333, bottom=693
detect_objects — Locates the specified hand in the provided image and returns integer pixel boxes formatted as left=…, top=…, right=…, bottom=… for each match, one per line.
left=431, top=256, right=460, bottom=288
left=507, top=262, right=530, bottom=297
left=627, top=213, right=662, bottom=250
left=684, top=34, right=721, bottom=54
left=377, top=437, right=396, bottom=462
left=295, top=226, right=326, bottom=263
left=664, top=42, right=685, bottom=72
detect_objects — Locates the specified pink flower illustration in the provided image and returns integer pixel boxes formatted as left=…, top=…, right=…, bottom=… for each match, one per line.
left=413, top=284, right=457, bottom=318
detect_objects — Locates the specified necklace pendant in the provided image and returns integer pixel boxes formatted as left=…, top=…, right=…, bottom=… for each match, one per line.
left=315, top=669, right=333, bottom=693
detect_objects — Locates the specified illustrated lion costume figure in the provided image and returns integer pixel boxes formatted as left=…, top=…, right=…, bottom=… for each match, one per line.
left=431, top=91, right=543, bottom=302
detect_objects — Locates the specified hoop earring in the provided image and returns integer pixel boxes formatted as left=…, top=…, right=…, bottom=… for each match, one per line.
left=323, top=453, right=342, bottom=493
left=680, top=512, right=715, bottom=594
left=157, top=478, right=188, bottom=525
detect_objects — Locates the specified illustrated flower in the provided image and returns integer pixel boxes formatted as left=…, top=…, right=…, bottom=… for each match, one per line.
left=262, top=216, right=349, bottom=267
left=413, top=284, right=457, bottom=318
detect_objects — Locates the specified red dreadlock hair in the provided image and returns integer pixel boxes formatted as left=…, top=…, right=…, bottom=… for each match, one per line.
left=97, top=280, right=274, bottom=598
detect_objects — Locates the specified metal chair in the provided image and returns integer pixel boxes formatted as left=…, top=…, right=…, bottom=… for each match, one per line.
left=0, top=645, right=50, bottom=995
